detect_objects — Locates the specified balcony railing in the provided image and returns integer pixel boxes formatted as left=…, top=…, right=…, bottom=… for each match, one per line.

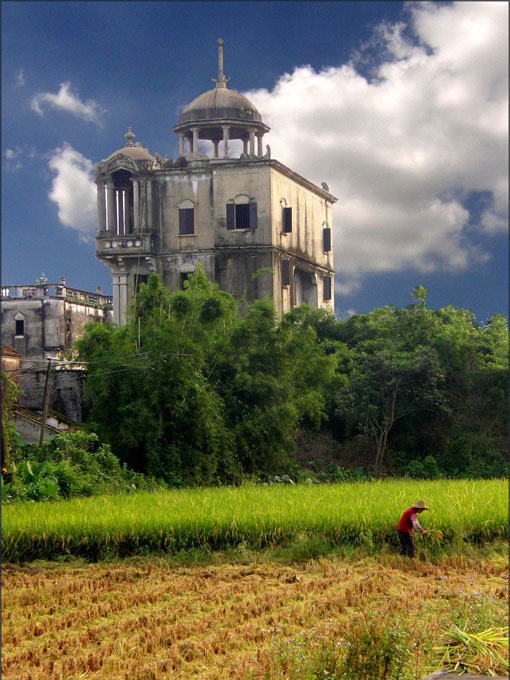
left=1, top=285, right=112, bottom=306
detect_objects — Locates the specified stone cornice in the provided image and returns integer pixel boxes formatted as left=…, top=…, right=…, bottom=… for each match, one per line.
left=269, top=160, right=338, bottom=203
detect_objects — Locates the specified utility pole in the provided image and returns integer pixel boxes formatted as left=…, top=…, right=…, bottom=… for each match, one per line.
left=39, top=358, right=52, bottom=447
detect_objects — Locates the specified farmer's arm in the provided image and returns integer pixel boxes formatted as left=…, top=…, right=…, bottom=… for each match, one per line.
left=411, top=513, right=427, bottom=533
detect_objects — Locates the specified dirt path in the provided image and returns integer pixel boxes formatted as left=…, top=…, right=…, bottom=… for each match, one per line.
left=2, top=554, right=507, bottom=679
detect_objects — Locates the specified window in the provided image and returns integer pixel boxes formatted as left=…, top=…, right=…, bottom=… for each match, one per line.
left=282, top=207, right=292, bottom=233
left=227, top=202, right=257, bottom=229
left=15, top=319, right=24, bottom=336
left=323, top=276, right=332, bottom=301
left=135, top=274, right=149, bottom=293
left=323, top=227, right=331, bottom=252
left=180, top=272, right=191, bottom=289
left=282, top=260, right=290, bottom=287
left=179, top=207, right=195, bottom=235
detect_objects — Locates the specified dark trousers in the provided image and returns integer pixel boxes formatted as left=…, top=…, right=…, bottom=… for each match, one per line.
left=397, top=530, right=415, bottom=557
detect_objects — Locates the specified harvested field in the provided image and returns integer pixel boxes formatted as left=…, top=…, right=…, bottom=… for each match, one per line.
left=2, top=552, right=508, bottom=679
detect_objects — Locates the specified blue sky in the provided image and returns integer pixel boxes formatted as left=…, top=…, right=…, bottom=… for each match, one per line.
left=2, top=1, right=507, bottom=323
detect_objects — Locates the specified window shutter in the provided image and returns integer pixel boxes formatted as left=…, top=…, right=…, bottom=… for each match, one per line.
left=323, top=275, right=332, bottom=301
left=248, top=201, right=257, bottom=228
left=179, top=208, right=194, bottom=235
left=186, top=208, right=194, bottom=234
left=283, top=207, right=292, bottom=233
left=226, top=203, right=235, bottom=230
left=282, top=260, right=290, bottom=287
left=323, top=227, right=331, bottom=252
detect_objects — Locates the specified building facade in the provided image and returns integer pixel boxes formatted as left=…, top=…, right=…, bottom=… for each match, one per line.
left=1, top=277, right=113, bottom=365
left=95, top=40, right=336, bottom=324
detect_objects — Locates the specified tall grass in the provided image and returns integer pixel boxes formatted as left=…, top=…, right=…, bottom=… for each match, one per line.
left=2, top=479, right=507, bottom=562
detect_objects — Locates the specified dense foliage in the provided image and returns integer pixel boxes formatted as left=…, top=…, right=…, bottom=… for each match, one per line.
left=1, top=431, right=156, bottom=503
left=73, top=272, right=507, bottom=484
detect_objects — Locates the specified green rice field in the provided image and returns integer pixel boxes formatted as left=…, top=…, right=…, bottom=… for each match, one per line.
left=2, top=479, right=507, bottom=562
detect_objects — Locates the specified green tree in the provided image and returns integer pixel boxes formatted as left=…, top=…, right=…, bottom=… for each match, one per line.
left=76, top=271, right=239, bottom=485
left=337, top=347, right=445, bottom=469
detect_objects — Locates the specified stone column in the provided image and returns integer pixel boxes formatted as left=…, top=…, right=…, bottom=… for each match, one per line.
left=139, top=180, right=146, bottom=231
left=106, top=184, right=116, bottom=232
left=178, top=134, right=185, bottom=156
left=112, top=274, right=128, bottom=326
left=222, top=126, right=230, bottom=158
left=257, top=133, right=263, bottom=157
left=117, top=190, right=124, bottom=235
left=132, top=179, right=140, bottom=231
left=249, top=128, right=255, bottom=156
left=146, top=180, right=152, bottom=231
left=243, top=139, right=248, bottom=155
left=213, top=140, right=219, bottom=158
left=96, top=182, right=106, bottom=233
left=192, top=128, right=199, bottom=154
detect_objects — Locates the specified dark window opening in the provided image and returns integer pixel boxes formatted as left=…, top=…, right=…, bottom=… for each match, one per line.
left=282, top=260, right=290, bottom=287
left=283, top=207, right=292, bottom=233
left=323, top=227, right=331, bottom=252
left=180, top=272, right=192, bottom=289
left=227, top=202, right=258, bottom=229
left=323, top=276, right=332, bottom=301
left=15, top=319, right=24, bottom=336
left=135, top=274, right=149, bottom=293
left=235, top=204, right=250, bottom=228
left=179, top=207, right=195, bottom=235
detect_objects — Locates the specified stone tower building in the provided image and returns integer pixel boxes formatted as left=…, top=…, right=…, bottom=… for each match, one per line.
left=95, top=40, right=336, bottom=324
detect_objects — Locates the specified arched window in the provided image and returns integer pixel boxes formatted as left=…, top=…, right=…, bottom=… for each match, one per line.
left=177, top=199, right=195, bottom=235
left=226, top=194, right=257, bottom=230
left=111, top=169, right=134, bottom=235
left=178, top=262, right=195, bottom=289
left=281, top=198, right=292, bottom=233
left=14, top=312, right=25, bottom=336
left=322, top=222, right=331, bottom=252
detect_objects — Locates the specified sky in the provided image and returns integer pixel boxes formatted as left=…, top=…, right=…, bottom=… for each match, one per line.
left=2, top=1, right=508, bottom=323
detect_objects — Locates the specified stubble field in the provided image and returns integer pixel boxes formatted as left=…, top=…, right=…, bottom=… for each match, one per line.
left=2, top=551, right=508, bottom=680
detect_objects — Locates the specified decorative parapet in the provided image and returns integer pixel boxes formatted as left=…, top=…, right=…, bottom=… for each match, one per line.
left=1, top=284, right=112, bottom=307
left=95, top=233, right=153, bottom=255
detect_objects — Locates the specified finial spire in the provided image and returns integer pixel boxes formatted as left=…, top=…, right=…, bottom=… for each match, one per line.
left=125, top=127, right=135, bottom=146
left=212, top=38, right=230, bottom=88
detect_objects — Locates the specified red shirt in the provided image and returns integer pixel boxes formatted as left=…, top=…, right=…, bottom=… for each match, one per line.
left=397, top=507, right=420, bottom=533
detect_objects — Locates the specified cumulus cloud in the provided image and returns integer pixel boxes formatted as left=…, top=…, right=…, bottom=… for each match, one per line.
left=48, top=144, right=97, bottom=242
left=31, top=81, right=105, bottom=124
left=244, top=1, right=508, bottom=295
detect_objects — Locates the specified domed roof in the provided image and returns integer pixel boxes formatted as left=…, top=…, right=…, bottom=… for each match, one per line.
left=105, top=128, right=153, bottom=162
left=178, top=87, right=262, bottom=125
left=106, top=144, right=153, bottom=162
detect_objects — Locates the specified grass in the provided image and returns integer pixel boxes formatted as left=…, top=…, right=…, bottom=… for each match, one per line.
left=2, top=478, right=507, bottom=562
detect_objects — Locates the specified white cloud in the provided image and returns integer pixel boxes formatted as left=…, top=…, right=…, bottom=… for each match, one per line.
left=4, top=145, right=35, bottom=171
left=31, top=81, right=105, bottom=124
left=244, top=1, right=508, bottom=294
left=16, top=68, right=25, bottom=86
left=48, top=144, right=97, bottom=241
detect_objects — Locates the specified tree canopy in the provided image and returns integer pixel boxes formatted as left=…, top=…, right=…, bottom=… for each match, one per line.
left=76, top=279, right=508, bottom=483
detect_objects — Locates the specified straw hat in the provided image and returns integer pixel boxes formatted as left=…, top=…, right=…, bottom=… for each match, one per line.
left=414, top=500, right=429, bottom=510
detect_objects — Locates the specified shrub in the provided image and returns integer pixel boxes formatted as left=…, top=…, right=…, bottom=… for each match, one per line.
left=3, top=431, right=153, bottom=502
left=338, top=614, right=414, bottom=680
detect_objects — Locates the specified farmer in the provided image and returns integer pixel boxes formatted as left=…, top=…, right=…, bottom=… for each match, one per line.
left=396, top=500, right=428, bottom=557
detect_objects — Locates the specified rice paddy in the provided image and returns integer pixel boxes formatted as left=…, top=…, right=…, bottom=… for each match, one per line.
left=2, top=479, right=507, bottom=562
left=2, top=552, right=507, bottom=679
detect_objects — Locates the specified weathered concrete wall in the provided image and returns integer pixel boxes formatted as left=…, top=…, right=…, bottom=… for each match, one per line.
left=10, top=411, right=62, bottom=444
left=19, top=369, right=88, bottom=422
left=1, top=298, right=112, bottom=362
left=96, top=156, right=336, bottom=322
